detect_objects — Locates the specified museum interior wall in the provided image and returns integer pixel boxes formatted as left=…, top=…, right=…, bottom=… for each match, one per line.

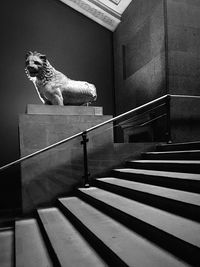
left=113, top=0, right=200, bottom=142
left=167, top=0, right=200, bottom=95
left=113, top=0, right=200, bottom=114
left=0, top=0, right=114, bottom=211
left=113, top=0, right=167, bottom=115
left=166, top=0, right=200, bottom=142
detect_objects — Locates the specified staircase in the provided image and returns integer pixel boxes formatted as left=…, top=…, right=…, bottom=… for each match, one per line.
left=1, top=141, right=200, bottom=267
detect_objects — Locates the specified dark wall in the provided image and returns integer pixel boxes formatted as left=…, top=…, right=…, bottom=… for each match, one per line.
left=113, top=0, right=167, bottom=115
left=113, top=0, right=200, bottom=143
left=0, top=0, right=114, bottom=166
left=0, top=0, right=114, bottom=212
left=167, top=0, right=200, bottom=95
left=166, top=0, right=200, bottom=142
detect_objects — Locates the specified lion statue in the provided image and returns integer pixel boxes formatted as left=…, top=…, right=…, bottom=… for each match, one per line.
left=25, top=51, right=97, bottom=105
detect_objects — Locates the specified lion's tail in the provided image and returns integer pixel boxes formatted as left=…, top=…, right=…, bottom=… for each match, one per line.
left=88, top=83, right=97, bottom=101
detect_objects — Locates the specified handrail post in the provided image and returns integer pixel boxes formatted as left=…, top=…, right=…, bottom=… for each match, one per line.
left=166, top=95, right=172, bottom=143
left=81, top=131, right=90, bottom=188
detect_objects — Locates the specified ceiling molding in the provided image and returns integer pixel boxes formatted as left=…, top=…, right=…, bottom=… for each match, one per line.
left=59, top=0, right=132, bottom=31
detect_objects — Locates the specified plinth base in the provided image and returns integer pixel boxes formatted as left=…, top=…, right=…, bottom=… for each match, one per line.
left=19, top=105, right=113, bottom=214
left=26, top=104, right=103, bottom=116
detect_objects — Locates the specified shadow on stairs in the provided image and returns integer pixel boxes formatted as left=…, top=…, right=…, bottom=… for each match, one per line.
left=1, top=141, right=200, bottom=266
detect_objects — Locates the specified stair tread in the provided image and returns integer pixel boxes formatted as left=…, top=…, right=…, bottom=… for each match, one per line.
left=142, top=150, right=200, bottom=160
left=159, top=141, right=200, bottom=147
left=38, top=207, right=107, bottom=267
left=157, top=141, right=200, bottom=151
left=59, top=196, right=188, bottom=267
left=0, top=229, right=14, bottom=267
left=96, top=177, right=200, bottom=206
left=127, top=160, right=200, bottom=173
left=113, top=168, right=200, bottom=181
left=15, top=219, right=53, bottom=267
left=78, top=187, right=200, bottom=248
left=128, top=160, right=200, bottom=164
left=144, top=150, right=200, bottom=155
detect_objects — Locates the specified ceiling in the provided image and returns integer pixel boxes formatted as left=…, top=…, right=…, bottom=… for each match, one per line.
left=59, top=0, right=132, bottom=31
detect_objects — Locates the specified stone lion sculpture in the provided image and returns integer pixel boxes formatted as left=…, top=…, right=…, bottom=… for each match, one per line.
left=25, top=51, right=97, bottom=105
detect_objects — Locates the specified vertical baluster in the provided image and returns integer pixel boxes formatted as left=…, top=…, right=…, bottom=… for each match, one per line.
left=166, top=94, right=172, bottom=143
left=81, top=131, right=90, bottom=187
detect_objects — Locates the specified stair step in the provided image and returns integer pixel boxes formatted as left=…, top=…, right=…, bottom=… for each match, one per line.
left=0, top=229, right=14, bottom=267
left=126, top=160, right=200, bottom=174
left=15, top=219, right=53, bottom=267
left=37, top=207, right=107, bottom=267
left=113, top=168, right=200, bottom=193
left=157, top=141, right=200, bottom=151
left=77, top=187, right=200, bottom=248
left=95, top=178, right=200, bottom=207
left=94, top=177, right=200, bottom=221
left=142, top=150, right=200, bottom=160
left=77, top=187, right=200, bottom=266
left=59, top=196, right=188, bottom=267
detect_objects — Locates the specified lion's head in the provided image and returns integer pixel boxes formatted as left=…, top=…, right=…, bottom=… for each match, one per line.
left=25, top=51, right=47, bottom=78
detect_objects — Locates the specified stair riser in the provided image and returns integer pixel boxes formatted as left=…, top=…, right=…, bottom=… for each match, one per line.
left=93, top=179, right=200, bottom=222
left=112, top=171, right=200, bottom=193
left=77, top=190, right=200, bottom=267
left=126, top=162, right=200, bottom=174
left=157, top=143, right=200, bottom=152
left=142, top=152, right=200, bottom=160
left=0, top=230, right=14, bottom=267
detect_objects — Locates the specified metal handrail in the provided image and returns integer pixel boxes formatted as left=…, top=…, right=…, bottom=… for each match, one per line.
left=118, top=102, right=166, bottom=126
left=86, top=94, right=169, bottom=133
left=0, top=94, right=169, bottom=172
left=0, top=131, right=82, bottom=172
left=171, top=95, right=200, bottom=99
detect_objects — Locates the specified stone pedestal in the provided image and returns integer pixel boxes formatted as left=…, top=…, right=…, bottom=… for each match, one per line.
left=19, top=105, right=113, bottom=214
